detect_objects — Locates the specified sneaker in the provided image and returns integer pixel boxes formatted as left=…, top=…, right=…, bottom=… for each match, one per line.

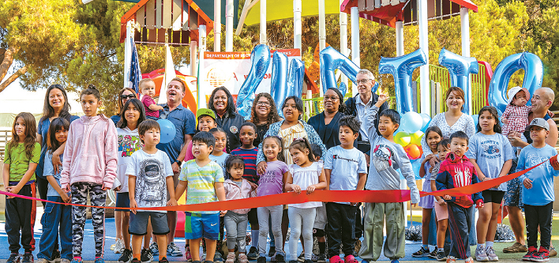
left=345, top=255, right=358, bottom=263
left=226, top=252, right=236, bottom=263
left=316, top=254, right=326, bottom=263
left=70, top=258, right=83, bottom=263
left=549, top=247, right=557, bottom=257
left=504, top=242, right=528, bottom=253
left=535, top=247, right=550, bottom=262
left=276, top=253, right=285, bottom=263
left=115, top=239, right=125, bottom=254
left=150, top=242, right=159, bottom=256
left=465, top=257, right=474, bottom=263
left=35, top=259, right=49, bottom=263
left=257, top=256, right=267, bottom=263
left=52, top=250, right=61, bottom=261
left=436, top=250, right=447, bottom=261
left=167, top=242, right=183, bottom=257
left=297, top=252, right=305, bottom=262
left=119, top=249, right=133, bottom=263
left=486, top=247, right=498, bottom=261
left=94, top=258, right=104, bottom=263
left=390, top=260, right=399, bottom=263
left=523, top=246, right=538, bottom=261
left=22, top=252, right=34, bottom=263
left=248, top=247, right=259, bottom=260
left=412, top=247, right=430, bottom=258
left=184, top=246, right=192, bottom=262
left=446, top=256, right=456, bottom=263
left=328, top=256, right=343, bottom=263
left=132, top=258, right=141, bottom=263
left=269, top=247, right=277, bottom=257
left=238, top=253, right=249, bottom=263
left=427, top=249, right=438, bottom=259
left=475, top=246, right=489, bottom=262
left=159, top=257, right=169, bottom=263
left=311, top=254, right=318, bottom=262
left=214, top=251, right=224, bottom=262
left=141, top=248, right=154, bottom=263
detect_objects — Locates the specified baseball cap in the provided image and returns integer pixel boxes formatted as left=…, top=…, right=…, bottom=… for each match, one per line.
left=527, top=118, right=549, bottom=131
left=197, top=108, right=216, bottom=120
left=507, top=86, right=530, bottom=105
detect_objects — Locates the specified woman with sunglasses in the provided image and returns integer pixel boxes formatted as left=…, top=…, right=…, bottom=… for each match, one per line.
left=111, top=88, right=138, bottom=125
left=35, top=84, right=80, bottom=261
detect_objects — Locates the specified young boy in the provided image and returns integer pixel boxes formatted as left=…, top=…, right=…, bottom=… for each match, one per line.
left=324, top=116, right=367, bottom=263
left=358, top=94, right=420, bottom=263
left=517, top=118, right=559, bottom=262
left=176, top=131, right=226, bottom=263
left=436, top=131, right=484, bottom=263
left=127, top=120, right=177, bottom=263
left=230, top=122, right=260, bottom=258
left=140, top=79, right=163, bottom=120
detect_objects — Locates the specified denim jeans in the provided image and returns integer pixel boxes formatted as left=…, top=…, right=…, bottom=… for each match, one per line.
left=38, top=196, right=72, bottom=260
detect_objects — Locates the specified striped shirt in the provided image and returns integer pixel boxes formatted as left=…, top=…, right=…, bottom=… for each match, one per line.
left=231, top=147, right=259, bottom=184
left=179, top=160, right=224, bottom=214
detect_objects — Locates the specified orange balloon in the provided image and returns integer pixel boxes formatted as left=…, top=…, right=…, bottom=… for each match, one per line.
left=404, top=144, right=422, bottom=160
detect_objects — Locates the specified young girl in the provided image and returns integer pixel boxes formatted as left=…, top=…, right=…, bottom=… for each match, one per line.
left=114, top=99, right=146, bottom=263
left=257, top=136, right=289, bottom=263
left=431, top=139, right=451, bottom=261
left=223, top=156, right=257, bottom=263
left=3, top=112, right=41, bottom=263
left=210, top=127, right=229, bottom=178
left=285, top=138, right=327, bottom=263
left=413, top=126, right=443, bottom=258
left=38, top=118, right=72, bottom=263
left=60, top=84, right=118, bottom=263
left=467, top=106, right=514, bottom=262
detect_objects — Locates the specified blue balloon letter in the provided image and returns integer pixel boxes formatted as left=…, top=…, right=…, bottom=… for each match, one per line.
left=236, top=44, right=271, bottom=119
left=438, top=48, right=479, bottom=114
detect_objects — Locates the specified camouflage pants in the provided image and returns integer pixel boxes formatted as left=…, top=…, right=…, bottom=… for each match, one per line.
left=71, top=182, right=106, bottom=258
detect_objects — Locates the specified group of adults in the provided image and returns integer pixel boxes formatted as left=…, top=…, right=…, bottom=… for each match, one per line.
left=34, top=69, right=558, bottom=256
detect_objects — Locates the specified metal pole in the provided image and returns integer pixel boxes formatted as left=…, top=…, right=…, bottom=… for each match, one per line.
left=418, top=0, right=430, bottom=114
left=350, top=6, right=360, bottom=97
left=124, top=20, right=134, bottom=88
left=260, top=0, right=267, bottom=44
left=339, top=0, right=348, bottom=94
left=225, top=0, right=233, bottom=51
left=461, top=7, right=472, bottom=114
left=293, top=0, right=302, bottom=50
left=214, top=0, right=221, bottom=51
left=395, top=20, right=404, bottom=56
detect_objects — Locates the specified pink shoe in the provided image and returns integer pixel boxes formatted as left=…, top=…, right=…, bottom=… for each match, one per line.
left=330, top=255, right=344, bottom=263
left=344, top=255, right=358, bottom=263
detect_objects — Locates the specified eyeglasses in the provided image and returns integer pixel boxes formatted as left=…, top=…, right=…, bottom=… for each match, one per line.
left=121, top=94, right=135, bottom=99
left=256, top=101, right=270, bottom=107
left=324, top=96, right=339, bottom=101
left=355, top=79, right=372, bottom=84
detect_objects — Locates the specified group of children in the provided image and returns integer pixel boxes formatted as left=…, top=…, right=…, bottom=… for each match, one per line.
left=2, top=85, right=558, bottom=263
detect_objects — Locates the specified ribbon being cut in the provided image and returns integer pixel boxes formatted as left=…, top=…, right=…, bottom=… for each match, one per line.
left=0, top=156, right=551, bottom=212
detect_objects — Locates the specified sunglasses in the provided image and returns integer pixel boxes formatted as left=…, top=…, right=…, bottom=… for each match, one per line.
left=121, top=94, right=135, bottom=99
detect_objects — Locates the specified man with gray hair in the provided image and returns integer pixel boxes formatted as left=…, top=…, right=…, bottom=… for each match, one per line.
left=345, top=69, right=389, bottom=157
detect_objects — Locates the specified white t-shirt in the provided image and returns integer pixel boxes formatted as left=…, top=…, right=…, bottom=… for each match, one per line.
left=126, top=149, right=173, bottom=212
left=324, top=146, right=367, bottom=204
left=116, top=127, right=142, bottom=193
left=289, top=162, right=323, bottom=209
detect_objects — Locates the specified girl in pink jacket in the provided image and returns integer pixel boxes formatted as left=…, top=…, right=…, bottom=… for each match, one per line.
left=223, top=156, right=257, bottom=263
left=60, top=85, right=118, bottom=263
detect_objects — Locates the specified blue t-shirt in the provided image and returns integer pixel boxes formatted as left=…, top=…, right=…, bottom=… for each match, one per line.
left=517, top=144, right=559, bottom=206
left=210, top=153, right=229, bottom=179
left=466, top=132, right=514, bottom=191
left=43, top=152, right=64, bottom=197
left=36, top=116, right=79, bottom=179
left=231, top=147, right=259, bottom=184
left=324, top=146, right=367, bottom=204
left=156, top=104, right=196, bottom=163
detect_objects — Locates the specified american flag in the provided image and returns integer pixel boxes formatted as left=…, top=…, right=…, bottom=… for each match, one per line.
left=129, top=37, right=142, bottom=94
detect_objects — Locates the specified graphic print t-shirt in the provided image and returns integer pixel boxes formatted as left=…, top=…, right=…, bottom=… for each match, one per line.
left=126, top=149, right=173, bottom=212
left=117, top=127, right=142, bottom=193
left=466, top=132, right=514, bottom=191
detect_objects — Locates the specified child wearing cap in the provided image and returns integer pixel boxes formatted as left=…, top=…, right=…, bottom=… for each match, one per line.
left=184, top=108, right=218, bottom=162
left=502, top=86, right=531, bottom=137
left=516, top=118, right=559, bottom=262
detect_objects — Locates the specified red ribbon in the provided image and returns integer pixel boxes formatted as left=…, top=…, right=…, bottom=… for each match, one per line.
left=0, top=158, right=547, bottom=212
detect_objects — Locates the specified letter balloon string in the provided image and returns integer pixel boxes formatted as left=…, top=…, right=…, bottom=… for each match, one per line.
left=0, top=157, right=548, bottom=212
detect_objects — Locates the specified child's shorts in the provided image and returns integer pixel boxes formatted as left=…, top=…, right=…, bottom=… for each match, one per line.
left=115, top=192, right=130, bottom=212
left=434, top=202, right=449, bottom=221
left=313, top=203, right=327, bottom=230
left=185, top=212, right=220, bottom=240
left=482, top=190, right=505, bottom=204
left=129, top=211, right=169, bottom=235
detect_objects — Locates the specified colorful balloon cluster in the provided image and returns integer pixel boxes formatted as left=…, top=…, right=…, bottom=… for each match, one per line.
left=394, top=112, right=431, bottom=179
